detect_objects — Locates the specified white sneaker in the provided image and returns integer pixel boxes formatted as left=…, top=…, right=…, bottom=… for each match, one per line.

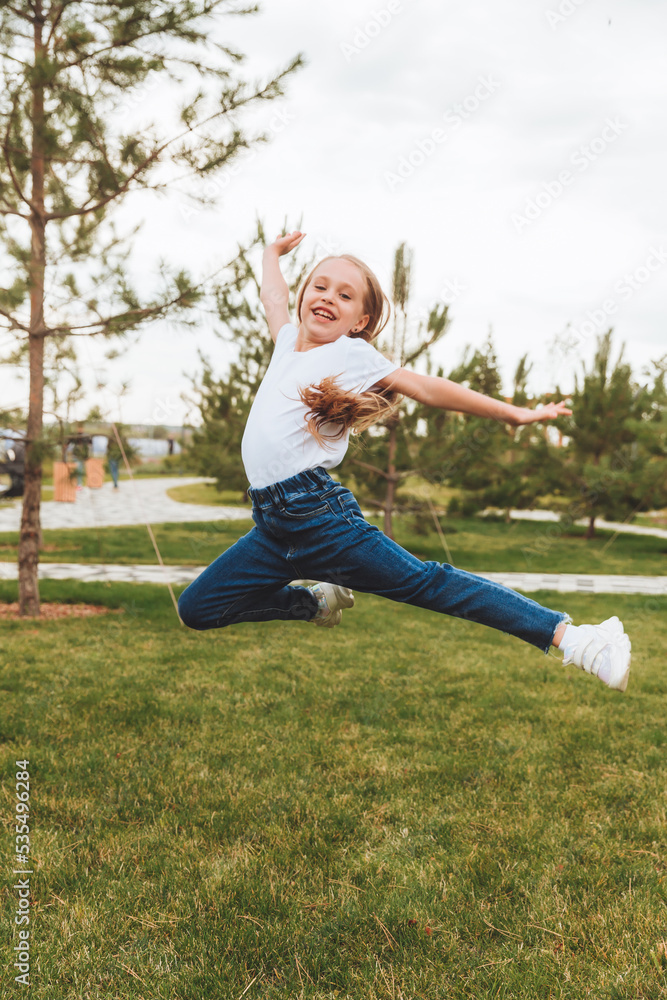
left=307, top=583, right=354, bottom=628
left=561, top=616, right=631, bottom=692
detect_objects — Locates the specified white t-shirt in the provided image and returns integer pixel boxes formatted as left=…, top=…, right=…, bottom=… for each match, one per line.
left=241, top=322, right=400, bottom=488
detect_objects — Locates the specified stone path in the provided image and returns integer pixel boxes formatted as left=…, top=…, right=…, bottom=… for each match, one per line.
left=488, top=508, right=667, bottom=540
left=0, top=477, right=249, bottom=531
left=0, top=561, right=664, bottom=596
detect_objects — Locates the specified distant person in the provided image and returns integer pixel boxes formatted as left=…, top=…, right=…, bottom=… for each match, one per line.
left=66, top=427, right=92, bottom=489
left=178, top=233, right=631, bottom=693
left=106, top=436, right=120, bottom=488
left=105, top=426, right=136, bottom=488
left=167, top=434, right=175, bottom=456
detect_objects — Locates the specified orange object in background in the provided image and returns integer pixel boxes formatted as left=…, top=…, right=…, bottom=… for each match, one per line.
left=85, top=458, right=105, bottom=489
left=53, top=461, right=77, bottom=502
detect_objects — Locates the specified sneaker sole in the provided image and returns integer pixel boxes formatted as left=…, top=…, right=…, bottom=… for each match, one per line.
left=608, top=635, right=631, bottom=692
left=311, top=610, right=342, bottom=628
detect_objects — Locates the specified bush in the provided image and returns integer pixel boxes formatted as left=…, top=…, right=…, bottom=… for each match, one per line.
left=408, top=509, right=433, bottom=536
left=448, top=494, right=481, bottom=518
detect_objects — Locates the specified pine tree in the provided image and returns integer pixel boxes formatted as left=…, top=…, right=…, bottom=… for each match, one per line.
left=473, top=352, right=565, bottom=521
left=0, top=1, right=302, bottom=614
left=426, top=334, right=509, bottom=516
left=556, top=330, right=664, bottom=538
left=425, top=340, right=566, bottom=523
left=342, top=242, right=451, bottom=540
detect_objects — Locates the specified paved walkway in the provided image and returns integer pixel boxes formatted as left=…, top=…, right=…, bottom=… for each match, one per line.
left=0, top=477, right=249, bottom=531
left=0, top=561, right=664, bottom=595
left=486, top=508, right=667, bottom=540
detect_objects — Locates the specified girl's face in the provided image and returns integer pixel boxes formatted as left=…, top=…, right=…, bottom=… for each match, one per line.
left=301, top=259, right=370, bottom=341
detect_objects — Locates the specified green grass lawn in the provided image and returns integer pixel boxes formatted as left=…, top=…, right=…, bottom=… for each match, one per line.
left=0, top=486, right=54, bottom=504
left=0, top=515, right=664, bottom=576
left=634, top=512, right=667, bottom=529
left=1, top=581, right=665, bottom=998
left=166, top=482, right=246, bottom=506
left=164, top=477, right=462, bottom=509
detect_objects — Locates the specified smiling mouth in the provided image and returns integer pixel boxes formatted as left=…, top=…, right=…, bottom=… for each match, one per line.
left=312, top=308, right=336, bottom=321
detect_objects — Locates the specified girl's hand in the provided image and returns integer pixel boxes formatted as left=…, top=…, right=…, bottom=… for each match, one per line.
left=268, top=231, right=306, bottom=256
left=511, top=400, right=572, bottom=426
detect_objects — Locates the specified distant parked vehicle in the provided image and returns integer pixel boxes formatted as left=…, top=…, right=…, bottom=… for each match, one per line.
left=0, top=433, right=25, bottom=498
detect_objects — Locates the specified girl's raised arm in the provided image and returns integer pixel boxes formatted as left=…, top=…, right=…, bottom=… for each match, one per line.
left=260, top=231, right=306, bottom=343
left=376, top=368, right=571, bottom=426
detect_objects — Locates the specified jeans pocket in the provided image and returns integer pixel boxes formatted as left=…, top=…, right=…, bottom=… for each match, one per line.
left=336, top=491, right=365, bottom=525
left=318, top=485, right=342, bottom=499
left=279, top=492, right=332, bottom=520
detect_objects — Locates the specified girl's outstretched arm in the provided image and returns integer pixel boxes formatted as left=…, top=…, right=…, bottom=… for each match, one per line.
left=260, top=231, right=306, bottom=342
left=376, top=368, right=572, bottom=425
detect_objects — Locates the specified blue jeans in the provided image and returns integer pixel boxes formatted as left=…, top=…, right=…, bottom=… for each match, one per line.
left=178, top=466, right=570, bottom=653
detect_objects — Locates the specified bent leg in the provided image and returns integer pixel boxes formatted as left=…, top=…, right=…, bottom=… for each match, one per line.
left=178, top=525, right=318, bottom=631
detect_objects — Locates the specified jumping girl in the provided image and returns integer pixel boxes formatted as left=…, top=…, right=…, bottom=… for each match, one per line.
left=178, top=231, right=631, bottom=692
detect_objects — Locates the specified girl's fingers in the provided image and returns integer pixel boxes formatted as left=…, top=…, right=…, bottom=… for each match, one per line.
left=272, top=231, right=306, bottom=254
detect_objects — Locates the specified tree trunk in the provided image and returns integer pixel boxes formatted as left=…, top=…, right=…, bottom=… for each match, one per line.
left=18, top=6, right=46, bottom=617
left=585, top=514, right=596, bottom=539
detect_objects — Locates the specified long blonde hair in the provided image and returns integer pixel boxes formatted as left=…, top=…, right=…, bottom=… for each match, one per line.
left=295, top=254, right=402, bottom=449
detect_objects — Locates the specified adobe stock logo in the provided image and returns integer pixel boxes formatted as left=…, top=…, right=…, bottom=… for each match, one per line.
left=545, top=0, right=591, bottom=29
left=511, top=117, right=628, bottom=233
left=554, top=245, right=667, bottom=359
left=384, top=76, right=501, bottom=191
left=339, top=2, right=404, bottom=63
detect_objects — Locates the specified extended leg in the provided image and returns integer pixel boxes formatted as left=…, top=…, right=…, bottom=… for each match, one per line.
left=295, top=510, right=569, bottom=653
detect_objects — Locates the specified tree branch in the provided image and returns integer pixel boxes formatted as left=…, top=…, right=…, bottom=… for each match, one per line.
left=0, top=203, right=30, bottom=218
left=1, top=95, right=34, bottom=213
left=0, top=306, right=29, bottom=332
left=44, top=1, right=70, bottom=51
left=44, top=89, right=271, bottom=220
left=349, top=457, right=414, bottom=481
left=3, top=5, right=34, bottom=22
left=349, top=458, right=387, bottom=478
left=39, top=252, right=240, bottom=338
left=50, top=0, right=235, bottom=77
left=0, top=50, right=30, bottom=68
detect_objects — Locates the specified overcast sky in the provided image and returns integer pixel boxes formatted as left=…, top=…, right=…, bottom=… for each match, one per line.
left=2, top=0, right=666, bottom=425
